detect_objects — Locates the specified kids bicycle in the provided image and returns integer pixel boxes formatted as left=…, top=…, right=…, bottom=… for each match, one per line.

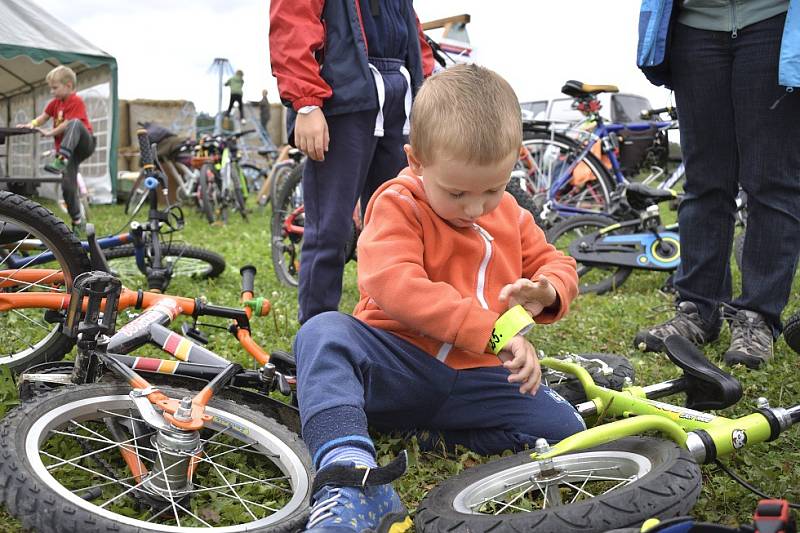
left=545, top=181, right=748, bottom=294
left=194, top=131, right=251, bottom=224
left=415, top=334, right=800, bottom=532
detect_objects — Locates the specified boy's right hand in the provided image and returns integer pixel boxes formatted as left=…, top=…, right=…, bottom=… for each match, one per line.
left=497, top=335, right=541, bottom=396
left=295, top=108, right=329, bottom=161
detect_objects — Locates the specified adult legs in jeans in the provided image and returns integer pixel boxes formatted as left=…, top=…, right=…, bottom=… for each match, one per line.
left=59, top=120, right=95, bottom=223
left=670, top=16, right=800, bottom=336
left=297, top=64, right=409, bottom=324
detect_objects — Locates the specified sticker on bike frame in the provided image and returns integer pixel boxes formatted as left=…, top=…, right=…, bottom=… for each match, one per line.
left=211, top=416, right=252, bottom=437
left=645, top=399, right=716, bottom=423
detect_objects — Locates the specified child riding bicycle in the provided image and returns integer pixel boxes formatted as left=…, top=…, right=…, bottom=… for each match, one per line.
left=294, top=64, right=585, bottom=532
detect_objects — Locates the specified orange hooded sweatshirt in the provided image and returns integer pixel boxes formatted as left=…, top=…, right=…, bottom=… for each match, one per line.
left=353, top=170, right=579, bottom=370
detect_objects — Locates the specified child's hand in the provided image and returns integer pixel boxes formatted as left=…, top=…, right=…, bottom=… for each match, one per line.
left=36, top=128, right=51, bottom=137
left=497, top=335, right=541, bottom=396
left=295, top=108, right=329, bottom=161
left=499, top=276, right=557, bottom=317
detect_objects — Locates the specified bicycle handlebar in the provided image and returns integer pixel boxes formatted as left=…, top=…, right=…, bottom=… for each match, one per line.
left=641, top=106, right=677, bottom=120
left=240, top=265, right=256, bottom=295
left=136, top=129, right=155, bottom=169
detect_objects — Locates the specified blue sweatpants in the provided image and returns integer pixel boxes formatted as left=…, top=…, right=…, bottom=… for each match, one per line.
left=295, top=312, right=586, bottom=465
left=298, top=58, right=410, bottom=324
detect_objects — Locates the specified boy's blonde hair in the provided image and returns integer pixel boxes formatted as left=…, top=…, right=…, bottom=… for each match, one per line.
left=46, top=65, right=77, bottom=88
left=410, top=64, right=521, bottom=166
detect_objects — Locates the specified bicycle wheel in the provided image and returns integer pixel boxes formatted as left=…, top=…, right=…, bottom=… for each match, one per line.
left=198, top=163, right=219, bottom=224
left=104, top=243, right=226, bottom=288
left=0, top=192, right=91, bottom=372
left=0, top=382, right=312, bottom=532
left=416, top=437, right=701, bottom=533
left=241, top=162, right=263, bottom=193
left=524, top=133, right=616, bottom=223
left=271, top=162, right=305, bottom=287
left=232, top=163, right=248, bottom=221
left=506, top=172, right=539, bottom=218
left=270, top=161, right=299, bottom=208
left=547, top=214, right=632, bottom=294
left=125, top=173, right=149, bottom=215
left=783, top=311, right=800, bottom=355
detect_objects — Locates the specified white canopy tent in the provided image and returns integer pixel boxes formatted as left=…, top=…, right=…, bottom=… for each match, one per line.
left=0, top=0, right=118, bottom=203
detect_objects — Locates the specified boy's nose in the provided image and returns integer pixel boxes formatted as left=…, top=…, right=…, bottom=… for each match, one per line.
left=464, top=202, right=483, bottom=219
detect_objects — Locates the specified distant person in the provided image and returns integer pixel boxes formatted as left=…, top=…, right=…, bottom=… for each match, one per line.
left=257, top=89, right=275, bottom=149
left=225, top=70, right=245, bottom=123
left=139, top=121, right=190, bottom=205
left=634, top=1, right=800, bottom=368
left=19, top=65, right=94, bottom=236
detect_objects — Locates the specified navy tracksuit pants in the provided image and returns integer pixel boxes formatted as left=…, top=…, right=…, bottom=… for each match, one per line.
left=295, top=312, right=587, bottom=465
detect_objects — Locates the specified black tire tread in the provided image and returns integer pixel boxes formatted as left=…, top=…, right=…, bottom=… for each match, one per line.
left=784, top=311, right=800, bottom=355
left=104, top=242, right=226, bottom=279
left=271, top=162, right=304, bottom=288
left=0, top=191, right=91, bottom=371
left=416, top=437, right=701, bottom=533
left=0, top=382, right=311, bottom=533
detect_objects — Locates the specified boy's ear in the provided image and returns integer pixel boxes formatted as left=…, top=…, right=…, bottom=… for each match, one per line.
left=404, top=144, right=423, bottom=174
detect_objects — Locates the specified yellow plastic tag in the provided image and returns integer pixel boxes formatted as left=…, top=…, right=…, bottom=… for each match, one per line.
left=487, top=304, right=534, bottom=354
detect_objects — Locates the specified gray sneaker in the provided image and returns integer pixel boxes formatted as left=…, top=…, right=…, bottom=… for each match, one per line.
left=723, top=310, right=773, bottom=369
left=634, top=301, right=721, bottom=353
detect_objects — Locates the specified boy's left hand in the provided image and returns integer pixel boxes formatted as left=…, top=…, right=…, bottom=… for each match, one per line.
left=37, top=128, right=52, bottom=137
left=499, top=276, right=557, bottom=317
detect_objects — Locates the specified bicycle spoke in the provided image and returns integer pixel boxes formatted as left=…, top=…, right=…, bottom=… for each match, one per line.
left=203, top=450, right=259, bottom=520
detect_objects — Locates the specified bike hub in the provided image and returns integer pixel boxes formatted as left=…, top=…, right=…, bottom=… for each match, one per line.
left=143, top=419, right=201, bottom=499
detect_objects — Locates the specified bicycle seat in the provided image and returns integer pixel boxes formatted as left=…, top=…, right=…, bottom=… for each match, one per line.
left=663, top=335, right=743, bottom=411
left=625, top=183, right=678, bottom=211
left=561, top=80, right=619, bottom=98
left=258, top=148, right=278, bottom=157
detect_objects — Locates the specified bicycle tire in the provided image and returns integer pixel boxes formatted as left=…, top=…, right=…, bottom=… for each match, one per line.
left=232, top=163, right=249, bottom=221
left=523, top=132, right=616, bottom=225
left=198, top=163, right=218, bottom=224
left=271, top=162, right=305, bottom=287
left=547, top=214, right=633, bottom=294
left=104, top=243, right=226, bottom=288
left=269, top=162, right=299, bottom=208
left=783, top=311, right=800, bottom=355
left=125, top=173, right=149, bottom=215
left=505, top=173, right=539, bottom=218
left=241, top=162, right=263, bottom=193
left=416, top=437, right=701, bottom=533
left=545, top=353, right=635, bottom=405
left=0, top=382, right=312, bottom=532
left=0, top=192, right=91, bottom=372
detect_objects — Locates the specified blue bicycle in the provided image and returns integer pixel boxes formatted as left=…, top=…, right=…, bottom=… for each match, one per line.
left=518, top=80, right=682, bottom=229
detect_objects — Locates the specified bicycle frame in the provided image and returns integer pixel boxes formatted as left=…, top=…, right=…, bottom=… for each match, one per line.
left=533, top=356, right=798, bottom=465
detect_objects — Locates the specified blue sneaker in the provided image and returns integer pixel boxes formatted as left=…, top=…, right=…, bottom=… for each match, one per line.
left=305, top=483, right=410, bottom=532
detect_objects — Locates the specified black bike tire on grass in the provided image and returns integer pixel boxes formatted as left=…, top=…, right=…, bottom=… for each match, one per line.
left=0, top=382, right=313, bottom=533
left=416, top=436, right=701, bottom=533
left=506, top=174, right=539, bottom=218
left=271, top=162, right=305, bottom=287
left=783, top=311, right=800, bottom=355
left=0, top=191, right=91, bottom=372
left=104, top=243, right=226, bottom=281
left=547, top=214, right=633, bottom=294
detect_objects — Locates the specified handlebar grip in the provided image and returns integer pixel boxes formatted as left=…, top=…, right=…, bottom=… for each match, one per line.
left=136, top=129, right=155, bottom=168
left=240, top=265, right=256, bottom=295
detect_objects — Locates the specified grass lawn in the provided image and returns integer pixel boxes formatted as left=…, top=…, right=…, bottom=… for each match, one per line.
left=1, top=196, right=799, bottom=530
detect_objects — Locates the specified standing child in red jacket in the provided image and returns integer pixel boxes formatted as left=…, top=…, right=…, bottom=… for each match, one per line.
left=21, top=65, right=94, bottom=236
left=269, top=0, right=434, bottom=325
left=294, top=64, right=585, bottom=532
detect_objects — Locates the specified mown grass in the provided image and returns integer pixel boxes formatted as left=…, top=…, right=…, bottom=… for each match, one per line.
left=1, top=195, right=798, bottom=530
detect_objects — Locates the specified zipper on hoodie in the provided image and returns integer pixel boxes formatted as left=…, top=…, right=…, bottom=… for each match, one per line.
left=472, top=224, right=494, bottom=309
left=730, top=1, right=738, bottom=38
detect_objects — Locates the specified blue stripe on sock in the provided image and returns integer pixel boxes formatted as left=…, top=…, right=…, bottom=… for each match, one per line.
left=319, top=445, right=377, bottom=470
left=312, top=435, right=375, bottom=468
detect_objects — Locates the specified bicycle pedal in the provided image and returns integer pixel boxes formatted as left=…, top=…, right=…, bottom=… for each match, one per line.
left=181, top=323, right=209, bottom=345
left=44, top=310, right=65, bottom=324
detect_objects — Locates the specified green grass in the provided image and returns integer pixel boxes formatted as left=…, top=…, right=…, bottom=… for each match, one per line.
left=1, top=197, right=799, bottom=530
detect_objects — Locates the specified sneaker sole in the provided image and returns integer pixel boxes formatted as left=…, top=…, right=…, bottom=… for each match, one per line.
left=724, top=350, right=767, bottom=370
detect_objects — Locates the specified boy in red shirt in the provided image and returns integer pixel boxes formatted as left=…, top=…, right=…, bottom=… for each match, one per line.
left=23, top=65, right=94, bottom=234
left=294, top=64, right=584, bottom=532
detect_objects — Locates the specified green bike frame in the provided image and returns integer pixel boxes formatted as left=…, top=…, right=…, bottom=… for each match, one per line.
left=532, top=357, right=782, bottom=464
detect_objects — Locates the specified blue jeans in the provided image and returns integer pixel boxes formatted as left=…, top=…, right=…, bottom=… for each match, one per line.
left=671, top=14, right=800, bottom=334
left=295, top=312, right=586, bottom=462
left=298, top=58, right=410, bottom=324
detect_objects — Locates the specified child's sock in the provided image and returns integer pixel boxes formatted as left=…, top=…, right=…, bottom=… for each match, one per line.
left=318, top=444, right=377, bottom=471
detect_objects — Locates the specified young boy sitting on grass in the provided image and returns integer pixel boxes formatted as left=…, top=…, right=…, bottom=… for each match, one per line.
left=20, top=65, right=94, bottom=235
left=294, top=63, right=585, bottom=532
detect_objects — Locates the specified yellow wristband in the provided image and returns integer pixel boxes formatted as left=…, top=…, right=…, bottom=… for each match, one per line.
left=487, top=304, right=534, bottom=355
left=29, top=118, right=38, bottom=128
